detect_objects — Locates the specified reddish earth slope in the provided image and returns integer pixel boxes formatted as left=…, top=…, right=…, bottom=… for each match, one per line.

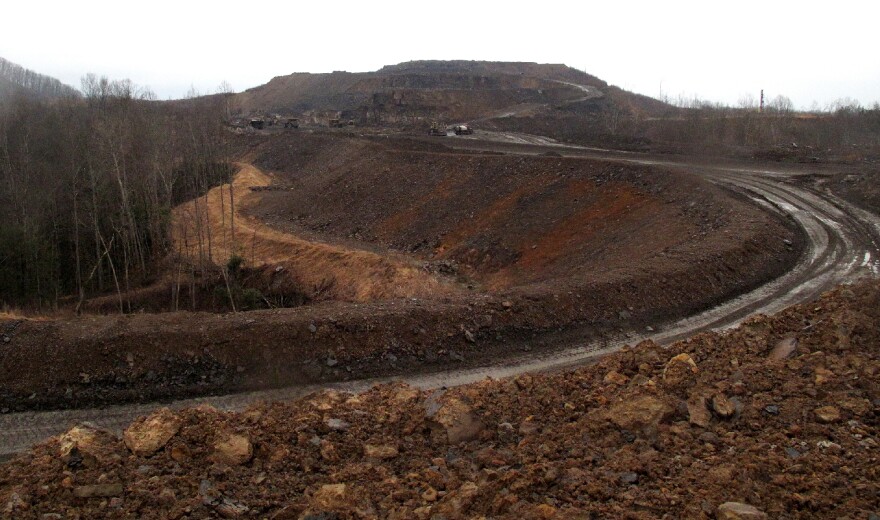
left=248, top=133, right=796, bottom=294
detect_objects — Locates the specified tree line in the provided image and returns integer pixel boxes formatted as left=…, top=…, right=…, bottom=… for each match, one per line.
left=0, top=57, right=81, bottom=99
left=637, top=94, right=880, bottom=158
left=0, top=75, right=232, bottom=310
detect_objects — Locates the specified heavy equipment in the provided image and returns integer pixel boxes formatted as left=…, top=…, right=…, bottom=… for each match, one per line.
left=428, top=121, right=446, bottom=136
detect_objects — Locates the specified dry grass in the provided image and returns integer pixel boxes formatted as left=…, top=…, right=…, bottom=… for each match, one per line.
left=171, top=163, right=458, bottom=302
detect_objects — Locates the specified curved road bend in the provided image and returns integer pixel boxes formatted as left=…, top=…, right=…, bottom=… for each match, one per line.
left=2, top=139, right=879, bottom=458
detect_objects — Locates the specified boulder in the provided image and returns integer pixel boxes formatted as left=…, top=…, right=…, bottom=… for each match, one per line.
left=687, top=394, right=712, bottom=428
left=325, top=418, right=350, bottom=431
left=814, top=406, right=841, bottom=423
left=364, top=443, right=399, bottom=459
left=716, top=502, right=768, bottom=519
left=211, top=433, right=253, bottom=466
left=425, top=395, right=484, bottom=444
left=711, top=394, right=736, bottom=419
left=603, top=371, right=629, bottom=385
left=123, top=408, right=181, bottom=456
left=58, top=424, right=119, bottom=465
left=663, top=353, right=698, bottom=386
left=606, top=395, right=673, bottom=432
left=768, top=337, right=798, bottom=360
left=311, top=483, right=349, bottom=511
left=72, top=483, right=123, bottom=499
left=431, top=481, right=479, bottom=517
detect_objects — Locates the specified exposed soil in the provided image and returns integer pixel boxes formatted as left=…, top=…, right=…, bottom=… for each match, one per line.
left=247, top=133, right=796, bottom=293
left=0, top=133, right=803, bottom=412
left=2, top=280, right=878, bottom=519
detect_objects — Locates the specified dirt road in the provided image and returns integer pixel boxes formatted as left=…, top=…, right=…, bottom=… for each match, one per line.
left=1, top=137, right=878, bottom=459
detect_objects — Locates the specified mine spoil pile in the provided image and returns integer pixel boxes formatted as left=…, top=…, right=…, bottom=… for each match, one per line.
left=2, top=281, right=878, bottom=519
left=0, top=133, right=804, bottom=413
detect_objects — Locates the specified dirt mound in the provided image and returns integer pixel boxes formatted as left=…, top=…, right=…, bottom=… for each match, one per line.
left=3, top=281, right=878, bottom=518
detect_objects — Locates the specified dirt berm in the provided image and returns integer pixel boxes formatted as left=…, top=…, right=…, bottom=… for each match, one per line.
left=2, top=281, right=878, bottom=518
left=0, top=134, right=802, bottom=411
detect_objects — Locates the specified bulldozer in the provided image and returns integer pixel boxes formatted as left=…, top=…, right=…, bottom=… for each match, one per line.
left=331, top=119, right=356, bottom=128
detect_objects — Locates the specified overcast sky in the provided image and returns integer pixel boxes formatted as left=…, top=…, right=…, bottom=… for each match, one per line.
left=2, top=0, right=877, bottom=109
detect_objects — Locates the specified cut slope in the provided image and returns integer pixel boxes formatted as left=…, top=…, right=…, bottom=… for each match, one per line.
left=171, top=162, right=455, bottom=302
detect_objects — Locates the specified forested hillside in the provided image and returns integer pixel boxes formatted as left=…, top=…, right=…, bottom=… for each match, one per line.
left=0, top=75, right=231, bottom=309
left=0, top=57, right=80, bottom=99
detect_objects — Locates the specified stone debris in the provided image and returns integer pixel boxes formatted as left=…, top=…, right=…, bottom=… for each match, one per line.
left=425, top=395, right=484, bottom=444
left=716, top=502, right=768, bottom=519
left=711, top=393, right=737, bottom=419
left=122, top=408, right=181, bottom=456
left=363, top=443, right=399, bottom=459
left=2, top=282, right=879, bottom=518
left=814, top=405, right=841, bottom=423
left=72, top=483, right=123, bottom=499
left=211, top=433, right=253, bottom=466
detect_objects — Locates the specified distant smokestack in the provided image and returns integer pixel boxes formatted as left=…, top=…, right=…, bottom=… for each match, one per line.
left=760, top=89, right=764, bottom=113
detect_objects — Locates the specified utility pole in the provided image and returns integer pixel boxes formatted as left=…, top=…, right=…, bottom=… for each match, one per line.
left=760, top=89, right=764, bottom=113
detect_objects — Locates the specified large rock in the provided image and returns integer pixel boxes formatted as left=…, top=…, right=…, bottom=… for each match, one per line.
left=711, top=394, right=736, bottom=419
left=687, top=394, right=712, bottom=428
left=123, top=408, right=182, bottom=456
left=311, top=483, right=349, bottom=510
left=72, top=483, right=123, bottom=498
left=58, top=424, right=120, bottom=465
left=212, top=433, right=253, bottom=466
left=768, top=337, right=798, bottom=360
left=606, top=395, right=673, bottom=432
left=716, top=502, right=768, bottom=519
left=603, top=371, right=629, bottom=385
left=663, top=353, right=698, bottom=386
left=430, top=481, right=479, bottom=518
left=425, top=394, right=484, bottom=444
left=364, top=443, right=399, bottom=459
left=814, top=406, right=841, bottom=423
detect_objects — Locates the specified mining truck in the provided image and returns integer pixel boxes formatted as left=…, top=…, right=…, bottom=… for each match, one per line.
left=428, top=121, right=446, bottom=136
left=453, top=124, right=473, bottom=135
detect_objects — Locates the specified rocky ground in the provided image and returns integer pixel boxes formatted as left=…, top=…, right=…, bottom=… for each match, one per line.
left=2, top=280, right=878, bottom=519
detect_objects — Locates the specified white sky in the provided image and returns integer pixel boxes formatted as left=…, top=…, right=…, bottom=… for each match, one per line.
left=2, top=0, right=878, bottom=109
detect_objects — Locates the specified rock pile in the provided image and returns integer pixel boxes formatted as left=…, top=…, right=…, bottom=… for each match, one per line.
left=1, top=281, right=879, bottom=518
